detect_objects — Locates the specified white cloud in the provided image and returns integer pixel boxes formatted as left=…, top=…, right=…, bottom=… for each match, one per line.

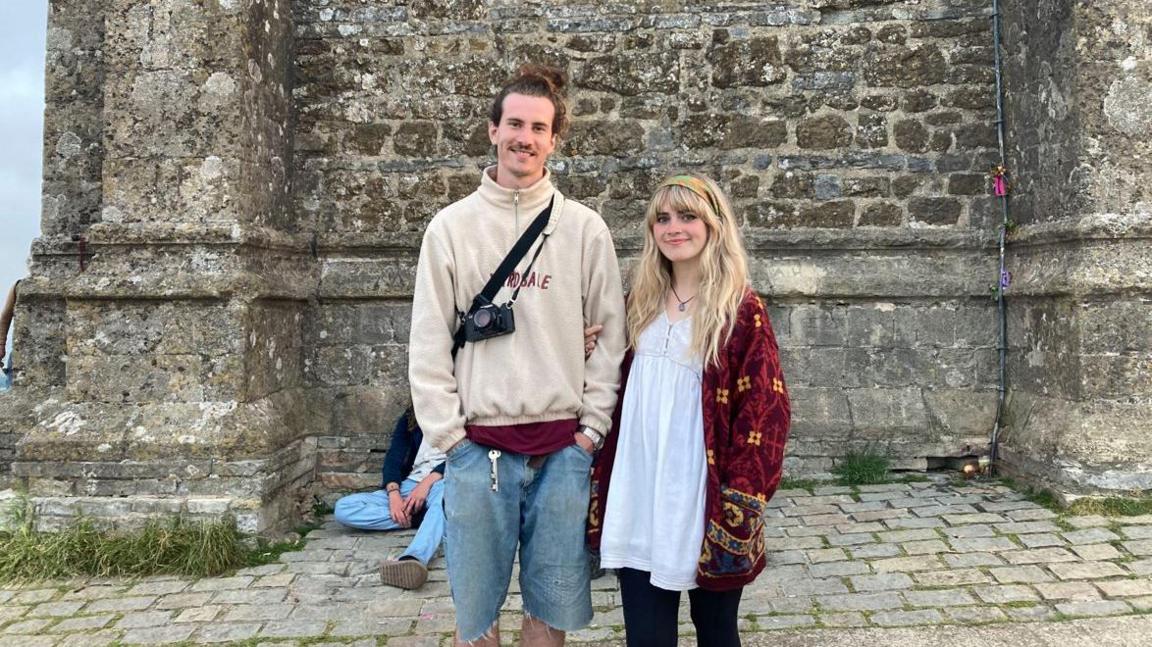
left=0, top=65, right=44, bottom=103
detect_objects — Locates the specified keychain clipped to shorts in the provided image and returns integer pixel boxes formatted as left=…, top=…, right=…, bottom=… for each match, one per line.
left=488, top=449, right=501, bottom=492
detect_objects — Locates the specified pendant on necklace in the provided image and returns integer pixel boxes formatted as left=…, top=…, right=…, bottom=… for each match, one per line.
left=678, top=302, right=687, bottom=312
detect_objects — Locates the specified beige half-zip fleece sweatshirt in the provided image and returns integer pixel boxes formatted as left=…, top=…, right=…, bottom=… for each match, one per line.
left=409, top=167, right=627, bottom=452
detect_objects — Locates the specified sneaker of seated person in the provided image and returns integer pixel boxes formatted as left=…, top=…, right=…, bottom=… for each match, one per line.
left=379, top=556, right=428, bottom=590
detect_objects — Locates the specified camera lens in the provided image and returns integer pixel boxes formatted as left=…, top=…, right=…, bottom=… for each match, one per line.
left=474, top=309, right=493, bottom=328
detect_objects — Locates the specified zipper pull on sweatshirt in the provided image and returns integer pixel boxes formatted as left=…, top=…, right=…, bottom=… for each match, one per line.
left=513, top=190, right=520, bottom=234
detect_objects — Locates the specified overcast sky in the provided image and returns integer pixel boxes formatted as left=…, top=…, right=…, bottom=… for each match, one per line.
left=0, top=2, right=47, bottom=364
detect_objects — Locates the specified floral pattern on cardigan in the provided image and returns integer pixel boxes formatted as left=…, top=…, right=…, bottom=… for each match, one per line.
left=588, top=288, right=791, bottom=591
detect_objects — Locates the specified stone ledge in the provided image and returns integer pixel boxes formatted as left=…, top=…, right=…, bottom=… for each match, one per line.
left=15, top=392, right=324, bottom=462
left=316, top=248, right=997, bottom=299
left=309, top=228, right=994, bottom=254
left=0, top=492, right=279, bottom=534
left=82, top=223, right=312, bottom=250
left=1007, top=236, right=1152, bottom=296
left=1008, top=212, right=1152, bottom=246
left=1000, top=445, right=1152, bottom=498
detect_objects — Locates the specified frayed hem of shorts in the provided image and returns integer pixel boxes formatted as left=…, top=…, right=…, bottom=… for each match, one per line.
left=456, top=620, right=498, bottom=645
left=522, top=606, right=591, bottom=634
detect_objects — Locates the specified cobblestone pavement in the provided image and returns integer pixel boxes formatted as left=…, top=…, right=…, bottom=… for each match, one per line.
left=3, top=477, right=1152, bottom=645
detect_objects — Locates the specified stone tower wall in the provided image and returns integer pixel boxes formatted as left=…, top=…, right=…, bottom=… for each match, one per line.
left=10, top=0, right=1145, bottom=531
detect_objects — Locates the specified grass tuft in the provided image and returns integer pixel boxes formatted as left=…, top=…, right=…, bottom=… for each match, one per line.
left=0, top=516, right=252, bottom=582
left=1066, top=496, right=1152, bottom=517
left=777, top=477, right=828, bottom=493
left=996, top=478, right=1152, bottom=517
left=0, top=494, right=317, bottom=583
left=996, top=477, right=1061, bottom=512
left=833, top=451, right=890, bottom=486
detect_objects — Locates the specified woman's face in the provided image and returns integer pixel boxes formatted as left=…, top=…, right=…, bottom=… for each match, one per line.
left=652, top=202, right=709, bottom=265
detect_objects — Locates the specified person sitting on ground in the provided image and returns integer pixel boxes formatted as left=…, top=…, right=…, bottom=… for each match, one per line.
left=333, top=405, right=446, bottom=590
left=0, top=281, right=19, bottom=391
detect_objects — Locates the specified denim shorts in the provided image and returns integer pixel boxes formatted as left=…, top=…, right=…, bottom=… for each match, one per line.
left=444, top=439, right=594, bottom=641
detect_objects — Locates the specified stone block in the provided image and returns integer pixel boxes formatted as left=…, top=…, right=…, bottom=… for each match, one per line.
left=903, top=588, right=977, bottom=607
left=115, top=611, right=175, bottom=629
left=870, top=556, right=943, bottom=573
left=1054, top=600, right=1132, bottom=617
left=894, top=119, right=929, bottom=153
left=855, top=114, right=889, bottom=148
left=678, top=114, right=788, bottom=150
left=797, top=115, right=852, bottom=149
left=870, top=609, right=944, bottom=626
left=948, top=173, right=988, bottom=195
left=908, top=197, right=962, bottom=225
left=850, top=544, right=901, bottom=559
left=258, top=618, right=330, bottom=638
left=48, top=615, right=116, bottom=633
left=990, top=565, right=1054, bottom=583
left=566, top=120, right=645, bottom=157
left=902, top=539, right=949, bottom=555
left=849, top=573, right=914, bottom=591
left=708, top=36, right=785, bottom=88
left=1058, top=527, right=1119, bottom=545
left=1001, top=547, right=1079, bottom=565
left=580, top=50, right=679, bottom=96
left=1018, top=533, right=1066, bottom=548
left=2, top=618, right=54, bottom=634
left=1097, top=579, right=1152, bottom=597
left=1034, top=582, right=1102, bottom=601
left=1049, top=561, right=1129, bottom=580
left=946, top=606, right=1007, bottom=624
left=27, top=601, right=84, bottom=617
left=193, top=623, right=262, bottom=643
left=845, top=388, right=928, bottom=431
left=154, top=594, right=215, bottom=607
left=120, top=624, right=197, bottom=644
left=85, top=595, right=157, bottom=613
left=877, top=529, right=938, bottom=543
left=798, top=200, right=855, bottom=228
left=815, top=592, right=903, bottom=612
left=914, top=569, right=991, bottom=587
left=859, top=201, right=903, bottom=226
left=972, top=584, right=1040, bottom=604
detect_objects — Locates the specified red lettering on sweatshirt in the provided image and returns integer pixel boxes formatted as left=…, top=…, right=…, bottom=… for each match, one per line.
left=504, top=271, right=552, bottom=290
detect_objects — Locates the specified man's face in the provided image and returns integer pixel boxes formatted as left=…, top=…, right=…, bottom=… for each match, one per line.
left=489, top=93, right=557, bottom=189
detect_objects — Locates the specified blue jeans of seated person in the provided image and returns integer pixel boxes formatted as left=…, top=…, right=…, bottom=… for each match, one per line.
left=444, top=439, right=594, bottom=642
left=333, top=477, right=445, bottom=565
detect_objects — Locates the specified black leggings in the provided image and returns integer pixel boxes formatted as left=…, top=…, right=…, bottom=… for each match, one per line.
left=617, top=567, right=743, bottom=647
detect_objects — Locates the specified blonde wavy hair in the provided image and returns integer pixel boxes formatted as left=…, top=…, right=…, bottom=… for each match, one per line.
left=626, top=173, right=751, bottom=368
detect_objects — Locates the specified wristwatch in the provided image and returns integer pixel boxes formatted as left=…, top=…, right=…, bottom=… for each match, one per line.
left=579, top=426, right=605, bottom=451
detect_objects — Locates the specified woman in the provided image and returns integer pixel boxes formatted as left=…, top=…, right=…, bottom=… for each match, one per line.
left=588, top=174, right=791, bottom=646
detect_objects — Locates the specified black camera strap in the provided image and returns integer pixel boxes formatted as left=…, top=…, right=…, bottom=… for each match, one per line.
left=452, top=197, right=555, bottom=357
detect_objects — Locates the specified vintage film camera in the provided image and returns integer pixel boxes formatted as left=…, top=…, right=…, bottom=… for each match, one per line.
left=462, top=295, right=515, bottom=342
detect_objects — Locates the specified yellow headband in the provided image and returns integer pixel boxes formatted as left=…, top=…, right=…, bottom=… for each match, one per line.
left=658, top=175, right=724, bottom=221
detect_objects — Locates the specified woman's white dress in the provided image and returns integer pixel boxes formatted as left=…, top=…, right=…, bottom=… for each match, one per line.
left=599, top=312, right=708, bottom=591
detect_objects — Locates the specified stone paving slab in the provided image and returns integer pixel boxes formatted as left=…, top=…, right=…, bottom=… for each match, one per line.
left=2, top=477, right=1152, bottom=645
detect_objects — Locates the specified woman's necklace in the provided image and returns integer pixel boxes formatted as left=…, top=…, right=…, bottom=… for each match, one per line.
left=670, top=285, right=696, bottom=312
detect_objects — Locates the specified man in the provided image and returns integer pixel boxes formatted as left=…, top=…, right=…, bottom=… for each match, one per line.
left=409, top=64, right=626, bottom=646
left=333, top=407, right=445, bottom=590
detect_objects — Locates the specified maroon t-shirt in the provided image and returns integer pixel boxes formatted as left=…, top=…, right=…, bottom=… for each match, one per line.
left=466, top=418, right=578, bottom=456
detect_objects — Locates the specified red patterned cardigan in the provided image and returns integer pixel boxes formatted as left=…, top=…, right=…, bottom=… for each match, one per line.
left=587, top=288, right=791, bottom=591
